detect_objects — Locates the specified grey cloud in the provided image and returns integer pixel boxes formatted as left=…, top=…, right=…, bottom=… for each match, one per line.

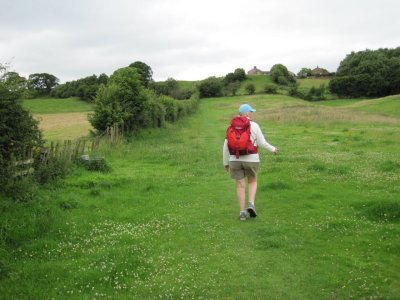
left=1, top=0, right=399, bottom=82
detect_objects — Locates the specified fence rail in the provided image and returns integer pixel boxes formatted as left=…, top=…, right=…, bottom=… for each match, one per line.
left=13, top=158, right=34, bottom=177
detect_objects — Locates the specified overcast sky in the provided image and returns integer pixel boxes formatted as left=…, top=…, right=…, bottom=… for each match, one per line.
left=1, top=0, right=399, bottom=83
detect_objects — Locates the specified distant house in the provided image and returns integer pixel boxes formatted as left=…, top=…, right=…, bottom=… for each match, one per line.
left=247, top=66, right=269, bottom=75
left=310, top=66, right=330, bottom=77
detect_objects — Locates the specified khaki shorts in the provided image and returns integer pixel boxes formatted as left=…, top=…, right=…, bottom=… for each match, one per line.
left=229, top=161, right=260, bottom=180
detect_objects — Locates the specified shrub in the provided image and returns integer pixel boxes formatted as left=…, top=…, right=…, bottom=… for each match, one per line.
left=289, top=83, right=326, bottom=101
left=168, top=87, right=195, bottom=100
left=0, top=98, right=43, bottom=162
left=0, top=153, right=43, bottom=202
left=0, top=74, right=43, bottom=197
left=159, top=95, right=179, bottom=122
left=86, top=158, right=111, bottom=172
left=264, top=83, right=278, bottom=94
left=34, top=155, right=73, bottom=185
left=141, top=97, right=166, bottom=128
left=270, top=64, right=296, bottom=86
left=198, top=77, right=223, bottom=98
left=245, top=83, right=255, bottom=95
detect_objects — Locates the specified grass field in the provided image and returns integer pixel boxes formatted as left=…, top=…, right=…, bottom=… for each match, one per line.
left=238, top=75, right=274, bottom=94
left=23, top=97, right=94, bottom=141
left=23, top=97, right=94, bottom=114
left=297, top=77, right=331, bottom=89
left=1, top=94, right=400, bottom=299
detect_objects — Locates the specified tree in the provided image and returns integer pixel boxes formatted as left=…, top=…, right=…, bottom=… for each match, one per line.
left=28, top=73, right=59, bottom=95
left=98, top=73, right=109, bottom=85
left=245, top=83, right=255, bottom=95
left=129, top=61, right=153, bottom=88
left=89, top=67, right=149, bottom=131
left=52, top=73, right=109, bottom=101
left=198, top=77, right=223, bottom=98
left=297, top=68, right=312, bottom=78
left=233, top=68, right=246, bottom=81
left=223, top=72, right=236, bottom=86
left=329, top=47, right=400, bottom=97
left=270, top=64, right=296, bottom=85
left=2, top=71, right=27, bottom=99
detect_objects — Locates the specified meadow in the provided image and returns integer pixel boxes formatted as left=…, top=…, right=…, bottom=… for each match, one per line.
left=23, top=97, right=94, bottom=141
left=1, top=93, right=400, bottom=299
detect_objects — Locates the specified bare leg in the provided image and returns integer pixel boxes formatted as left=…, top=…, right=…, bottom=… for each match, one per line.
left=236, top=178, right=246, bottom=211
left=248, top=176, right=257, bottom=204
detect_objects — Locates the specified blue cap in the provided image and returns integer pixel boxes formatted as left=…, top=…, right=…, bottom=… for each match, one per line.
left=239, top=104, right=256, bottom=114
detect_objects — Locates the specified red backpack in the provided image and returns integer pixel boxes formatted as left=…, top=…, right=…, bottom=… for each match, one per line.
left=226, top=116, right=258, bottom=158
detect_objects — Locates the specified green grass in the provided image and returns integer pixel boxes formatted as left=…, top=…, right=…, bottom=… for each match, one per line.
left=177, top=80, right=199, bottom=90
left=297, top=77, right=331, bottom=89
left=349, top=95, right=400, bottom=117
left=314, top=94, right=400, bottom=117
left=238, top=75, right=274, bottom=94
left=21, top=97, right=94, bottom=141
left=314, top=99, right=367, bottom=107
left=22, top=97, right=94, bottom=114
left=1, top=94, right=400, bottom=299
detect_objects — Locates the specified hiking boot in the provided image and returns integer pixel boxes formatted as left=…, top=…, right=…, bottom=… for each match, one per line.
left=239, top=211, right=247, bottom=221
left=247, top=202, right=257, bottom=218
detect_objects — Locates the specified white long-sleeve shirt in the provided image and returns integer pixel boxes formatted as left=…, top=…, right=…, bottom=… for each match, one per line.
left=223, top=120, right=276, bottom=166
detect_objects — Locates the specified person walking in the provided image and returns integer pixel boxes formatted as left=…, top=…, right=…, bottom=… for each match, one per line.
left=223, top=103, right=279, bottom=221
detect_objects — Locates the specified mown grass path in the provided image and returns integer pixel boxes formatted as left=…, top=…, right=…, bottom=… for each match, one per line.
left=2, top=95, right=400, bottom=299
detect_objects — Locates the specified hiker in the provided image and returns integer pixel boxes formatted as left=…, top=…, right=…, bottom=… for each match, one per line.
left=223, top=103, right=279, bottom=221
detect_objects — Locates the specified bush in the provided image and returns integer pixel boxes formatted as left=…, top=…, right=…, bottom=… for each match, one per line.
left=141, top=97, right=166, bottom=128
left=198, top=77, right=223, bottom=98
left=289, top=84, right=326, bottom=101
left=270, top=64, right=296, bottom=86
left=79, top=157, right=111, bottom=172
left=0, top=98, right=43, bottom=162
left=245, top=83, right=255, bottom=95
left=0, top=76, right=43, bottom=197
left=264, top=84, right=278, bottom=94
left=159, top=95, right=179, bottom=122
left=34, top=155, right=73, bottom=185
left=0, top=151, right=49, bottom=202
left=168, top=87, right=195, bottom=100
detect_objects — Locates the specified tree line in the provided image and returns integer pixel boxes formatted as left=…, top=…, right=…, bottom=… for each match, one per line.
left=3, top=46, right=400, bottom=103
left=329, top=47, right=400, bottom=98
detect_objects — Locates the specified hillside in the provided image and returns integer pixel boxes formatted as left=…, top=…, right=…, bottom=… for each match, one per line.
left=1, top=94, right=399, bottom=299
